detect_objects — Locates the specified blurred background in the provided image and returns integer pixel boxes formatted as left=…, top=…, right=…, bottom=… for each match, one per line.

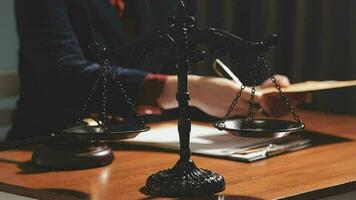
left=192, top=0, right=356, bottom=115
left=0, top=0, right=17, bottom=70
left=0, top=0, right=355, bottom=120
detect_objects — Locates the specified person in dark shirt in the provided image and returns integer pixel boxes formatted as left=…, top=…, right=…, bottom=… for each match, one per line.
left=8, top=0, right=298, bottom=140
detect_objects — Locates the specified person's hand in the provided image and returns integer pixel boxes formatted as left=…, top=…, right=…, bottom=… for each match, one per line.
left=157, top=75, right=307, bottom=119
left=255, top=75, right=307, bottom=117
left=157, top=75, right=254, bottom=118
left=189, top=76, right=253, bottom=118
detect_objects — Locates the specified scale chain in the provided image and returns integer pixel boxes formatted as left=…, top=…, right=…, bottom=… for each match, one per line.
left=259, top=56, right=302, bottom=123
left=100, top=59, right=109, bottom=129
left=106, top=65, right=147, bottom=127
left=74, top=60, right=147, bottom=129
left=220, top=84, right=246, bottom=126
left=220, top=55, right=303, bottom=127
left=75, top=67, right=103, bottom=126
left=245, top=65, right=258, bottom=121
left=72, top=1, right=148, bottom=130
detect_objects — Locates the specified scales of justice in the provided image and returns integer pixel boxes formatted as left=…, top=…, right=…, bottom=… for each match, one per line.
left=4, top=0, right=305, bottom=197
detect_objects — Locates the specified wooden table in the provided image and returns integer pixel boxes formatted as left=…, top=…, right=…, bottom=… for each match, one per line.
left=0, top=111, right=355, bottom=200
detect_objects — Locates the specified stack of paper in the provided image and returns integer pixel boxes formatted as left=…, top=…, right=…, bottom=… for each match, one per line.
left=123, top=122, right=310, bottom=162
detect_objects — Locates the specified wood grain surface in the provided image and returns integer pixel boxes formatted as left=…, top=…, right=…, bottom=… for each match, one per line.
left=0, top=110, right=355, bottom=200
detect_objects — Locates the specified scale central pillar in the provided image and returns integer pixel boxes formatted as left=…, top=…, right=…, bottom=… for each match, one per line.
left=176, top=39, right=192, bottom=162
left=144, top=0, right=225, bottom=197
left=145, top=50, right=225, bottom=197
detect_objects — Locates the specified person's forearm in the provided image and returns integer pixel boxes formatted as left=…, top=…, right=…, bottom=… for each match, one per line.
left=156, top=75, right=202, bottom=109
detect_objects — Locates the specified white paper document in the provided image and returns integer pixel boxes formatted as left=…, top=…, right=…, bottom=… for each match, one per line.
left=260, top=80, right=356, bottom=94
left=123, top=122, right=307, bottom=162
left=0, top=192, right=36, bottom=200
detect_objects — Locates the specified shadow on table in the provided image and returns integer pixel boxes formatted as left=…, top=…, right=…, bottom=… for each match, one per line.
left=178, top=195, right=263, bottom=200
left=140, top=187, right=263, bottom=199
left=0, top=157, right=98, bottom=175
left=281, top=181, right=356, bottom=200
left=0, top=182, right=89, bottom=200
left=42, top=188, right=91, bottom=200
left=0, top=158, right=51, bottom=174
left=139, top=187, right=262, bottom=200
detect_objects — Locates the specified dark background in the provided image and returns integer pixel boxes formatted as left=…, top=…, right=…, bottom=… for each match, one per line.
left=189, top=0, right=356, bottom=115
left=1, top=0, right=354, bottom=115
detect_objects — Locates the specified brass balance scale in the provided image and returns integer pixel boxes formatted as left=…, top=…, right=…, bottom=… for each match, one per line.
left=1, top=0, right=304, bottom=197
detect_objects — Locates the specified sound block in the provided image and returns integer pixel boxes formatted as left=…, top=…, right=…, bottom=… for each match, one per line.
left=31, top=140, right=114, bottom=170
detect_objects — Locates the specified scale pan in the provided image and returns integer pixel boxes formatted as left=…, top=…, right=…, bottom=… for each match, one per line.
left=214, top=119, right=304, bottom=138
left=62, top=123, right=150, bottom=141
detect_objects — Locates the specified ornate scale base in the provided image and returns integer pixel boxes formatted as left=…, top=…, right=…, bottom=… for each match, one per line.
left=31, top=140, right=114, bottom=170
left=145, top=159, right=225, bottom=197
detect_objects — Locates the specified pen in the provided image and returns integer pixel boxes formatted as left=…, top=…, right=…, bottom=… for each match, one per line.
left=213, top=59, right=243, bottom=86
